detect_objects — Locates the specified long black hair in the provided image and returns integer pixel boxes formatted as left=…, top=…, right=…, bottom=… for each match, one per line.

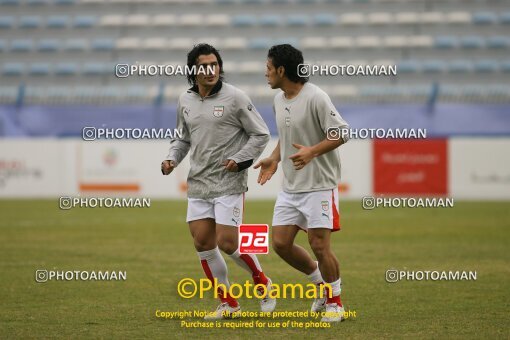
left=186, top=43, right=224, bottom=86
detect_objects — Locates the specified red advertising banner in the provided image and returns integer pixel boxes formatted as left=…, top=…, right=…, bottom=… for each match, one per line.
left=374, top=139, right=448, bottom=195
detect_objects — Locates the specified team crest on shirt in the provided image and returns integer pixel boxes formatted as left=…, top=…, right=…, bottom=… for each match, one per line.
left=233, top=207, right=240, bottom=218
left=321, top=201, right=329, bottom=211
left=213, top=106, right=224, bottom=118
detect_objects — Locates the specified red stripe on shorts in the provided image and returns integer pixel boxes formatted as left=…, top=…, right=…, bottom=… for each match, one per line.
left=332, top=190, right=341, bottom=231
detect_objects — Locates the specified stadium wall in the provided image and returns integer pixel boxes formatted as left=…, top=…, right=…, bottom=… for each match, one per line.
left=0, top=138, right=508, bottom=200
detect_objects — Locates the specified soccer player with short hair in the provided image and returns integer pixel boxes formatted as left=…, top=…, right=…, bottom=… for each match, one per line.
left=255, top=44, right=350, bottom=322
left=161, top=43, right=275, bottom=319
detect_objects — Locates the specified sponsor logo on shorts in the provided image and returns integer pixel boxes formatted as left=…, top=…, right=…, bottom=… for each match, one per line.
left=233, top=207, right=240, bottom=218
left=213, top=106, right=224, bottom=118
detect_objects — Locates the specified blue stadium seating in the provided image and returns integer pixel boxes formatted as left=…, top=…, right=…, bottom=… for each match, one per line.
left=472, top=12, right=498, bottom=25
left=460, top=36, right=484, bottom=49
left=2, top=63, right=24, bottom=76
left=287, top=15, right=308, bottom=26
left=487, top=36, right=509, bottom=49
left=435, top=36, right=458, bottom=49
left=55, top=63, right=78, bottom=75
left=29, top=63, right=51, bottom=76
left=19, top=16, right=42, bottom=29
left=47, top=16, right=68, bottom=28
left=232, top=15, right=257, bottom=27
left=37, top=39, right=60, bottom=52
left=10, top=39, right=33, bottom=52
left=474, top=60, right=498, bottom=73
left=73, top=16, right=97, bottom=28
left=448, top=60, right=472, bottom=73
left=91, top=38, right=115, bottom=51
left=259, top=15, right=281, bottom=27
left=0, top=16, right=14, bottom=29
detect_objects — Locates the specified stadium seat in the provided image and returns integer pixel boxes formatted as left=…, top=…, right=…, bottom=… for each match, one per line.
left=55, top=63, right=78, bottom=75
left=116, top=37, right=141, bottom=50
left=422, top=60, right=446, bottom=73
left=313, top=13, right=336, bottom=26
left=472, top=12, right=497, bottom=25
left=448, top=60, right=472, bottom=73
left=91, top=38, right=115, bottom=51
left=47, top=16, right=68, bottom=28
left=82, top=62, right=109, bottom=75
left=29, top=63, right=51, bottom=76
left=179, top=14, right=203, bottom=27
left=500, top=12, right=510, bottom=24
left=330, top=36, right=353, bottom=48
left=259, top=15, right=281, bottom=27
left=54, top=0, right=76, bottom=5
left=153, top=15, right=176, bottom=26
left=434, top=36, right=458, bottom=49
left=368, top=12, right=392, bottom=25
left=238, top=61, right=264, bottom=74
left=0, top=0, right=19, bottom=5
left=19, top=16, right=42, bottom=28
left=396, top=60, right=420, bottom=73
left=486, top=36, right=509, bottom=49
left=100, top=15, right=123, bottom=27
left=301, top=37, right=328, bottom=49
left=144, top=38, right=167, bottom=50
left=340, top=13, right=364, bottom=25
left=222, top=37, right=247, bottom=49
left=206, top=14, right=230, bottom=26
left=500, top=60, right=510, bottom=72
left=73, top=15, right=97, bottom=28
left=232, top=15, right=257, bottom=27
left=26, top=0, right=48, bottom=5
left=395, top=12, right=419, bottom=24
left=287, top=15, right=308, bottom=26
left=0, top=16, right=14, bottom=29
left=10, top=39, right=33, bottom=52
left=248, top=37, right=272, bottom=49
left=460, top=36, right=484, bottom=49
left=2, top=63, right=24, bottom=76
left=125, top=15, right=150, bottom=26
left=168, top=38, right=194, bottom=50
left=420, top=12, right=444, bottom=24
left=384, top=36, right=407, bottom=48
left=64, top=39, right=88, bottom=51
left=37, top=39, right=60, bottom=52
left=356, top=36, right=381, bottom=48
left=474, top=60, right=498, bottom=73
left=447, top=12, right=471, bottom=24
left=274, top=37, right=299, bottom=47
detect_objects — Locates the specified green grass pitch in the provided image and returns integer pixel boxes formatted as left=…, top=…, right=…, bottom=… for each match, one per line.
left=0, top=199, right=509, bottom=339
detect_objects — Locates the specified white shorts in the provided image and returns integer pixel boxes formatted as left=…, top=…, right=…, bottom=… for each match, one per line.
left=272, top=188, right=340, bottom=231
left=186, top=193, right=244, bottom=227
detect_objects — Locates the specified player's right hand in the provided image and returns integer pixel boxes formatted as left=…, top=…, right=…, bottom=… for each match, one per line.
left=161, top=160, right=176, bottom=175
left=253, top=158, right=278, bottom=185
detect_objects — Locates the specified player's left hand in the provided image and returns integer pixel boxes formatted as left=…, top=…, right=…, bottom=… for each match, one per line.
left=223, top=159, right=239, bottom=172
left=289, top=143, right=314, bottom=170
